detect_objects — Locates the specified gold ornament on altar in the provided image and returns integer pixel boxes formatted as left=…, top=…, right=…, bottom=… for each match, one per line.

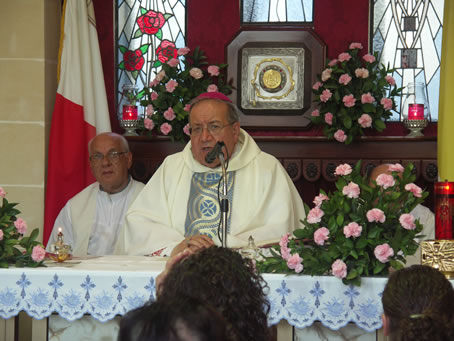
left=421, top=240, right=454, bottom=279
left=48, top=227, right=72, bottom=262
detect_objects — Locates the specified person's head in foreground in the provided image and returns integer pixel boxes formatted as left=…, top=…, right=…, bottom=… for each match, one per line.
left=159, top=246, right=271, bottom=341
left=382, top=265, right=454, bottom=341
left=118, top=296, right=229, bottom=341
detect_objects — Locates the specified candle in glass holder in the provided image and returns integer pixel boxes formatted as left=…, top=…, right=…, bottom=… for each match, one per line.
left=408, top=104, right=424, bottom=120
left=122, top=105, right=138, bottom=120
left=434, top=181, right=454, bottom=239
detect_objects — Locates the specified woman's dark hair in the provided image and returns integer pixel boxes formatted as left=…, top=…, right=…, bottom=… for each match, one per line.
left=118, top=296, right=229, bottom=341
left=159, top=246, right=271, bottom=341
left=382, top=265, right=454, bottom=341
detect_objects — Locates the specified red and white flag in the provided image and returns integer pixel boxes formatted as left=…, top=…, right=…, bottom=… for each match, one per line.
left=44, top=0, right=111, bottom=245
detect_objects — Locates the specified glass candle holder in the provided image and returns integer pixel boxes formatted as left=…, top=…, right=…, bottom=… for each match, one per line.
left=435, top=181, right=454, bottom=239
left=402, top=82, right=429, bottom=137
left=48, top=227, right=72, bottom=262
left=118, top=84, right=139, bottom=136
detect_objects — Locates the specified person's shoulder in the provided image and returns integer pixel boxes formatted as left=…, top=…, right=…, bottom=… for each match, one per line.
left=70, top=182, right=99, bottom=201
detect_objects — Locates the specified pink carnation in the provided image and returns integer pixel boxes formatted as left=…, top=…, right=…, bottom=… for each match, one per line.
left=144, top=118, right=155, bottom=130
left=374, top=243, right=394, bottom=263
left=149, top=78, right=159, bottom=87
left=207, top=84, right=218, bottom=92
left=335, top=164, right=352, bottom=176
left=358, top=114, right=372, bottom=128
left=399, top=213, right=416, bottom=230
left=355, top=68, right=369, bottom=78
left=362, top=54, right=376, bottom=63
left=388, top=163, right=404, bottom=173
left=312, top=81, right=323, bottom=90
left=146, top=104, right=154, bottom=116
left=342, top=95, right=356, bottom=108
left=281, top=248, right=291, bottom=261
left=184, top=104, right=191, bottom=112
left=164, top=107, right=176, bottom=121
left=0, top=186, right=5, bottom=198
left=321, top=68, right=333, bottom=82
left=344, top=222, right=362, bottom=238
left=338, top=52, right=352, bottom=62
left=287, top=253, right=303, bottom=273
left=177, top=47, right=190, bottom=56
left=165, top=79, right=178, bottom=93
left=381, top=98, right=393, bottom=110
left=405, top=183, right=423, bottom=198
left=311, top=109, right=320, bottom=117
left=385, top=75, right=396, bottom=86
left=349, top=42, right=363, bottom=49
left=334, top=129, right=347, bottom=143
left=279, top=233, right=290, bottom=248
left=160, top=123, right=173, bottom=135
left=14, top=218, right=27, bottom=235
left=367, top=208, right=386, bottom=223
left=189, top=67, right=203, bottom=79
left=151, top=92, right=159, bottom=100
left=320, top=89, right=332, bottom=102
left=361, top=92, right=375, bottom=104
left=314, top=227, right=330, bottom=246
left=313, top=193, right=329, bottom=207
left=279, top=233, right=291, bottom=261
left=307, top=207, right=324, bottom=224
left=376, top=174, right=395, bottom=189
left=339, top=74, right=352, bottom=85
left=328, top=59, right=338, bottom=67
left=0, top=230, right=3, bottom=240
left=342, top=182, right=360, bottom=198
left=207, top=65, right=220, bottom=76
left=331, top=259, right=347, bottom=279
left=324, top=112, right=333, bottom=125
left=167, top=58, right=179, bottom=67
left=31, top=245, right=46, bottom=262
left=183, top=123, right=190, bottom=136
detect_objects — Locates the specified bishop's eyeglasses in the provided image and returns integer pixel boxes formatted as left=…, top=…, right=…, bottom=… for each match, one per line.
left=189, top=123, right=233, bottom=136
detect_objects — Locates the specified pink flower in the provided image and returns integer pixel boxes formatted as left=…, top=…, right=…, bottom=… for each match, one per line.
left=320, top=89, right=332, bottom=102
left=328, top=59, right=338, bottom=67
left=146, top=104, right=154, bottom=116
left=312, top=81, right=323, bottom=90
left=307, top=207, right=324, bottom=224
left=381, top=98, right=393, bottom=110
left=177, top=47, right=190, bottom=56
left=156, top=70, right=166, bottom=81
left=164, top=107, right=176, bottom=121
left=334, top=129, right=347, bottom=142
left=167, top=58, right=179, bottom=67
left=207, top=84, right=218, bottom=92
left=349, top=42, right=363, bottom=49
left=400, top=213, right=416, bottom=230
left=376, top=174, right=395, bottom=189
left=189, top=67, right=203, bottom=79
left=279, top=233, right=290, bottom=248
left=207, top=65, right=220, bottom=76
left=367, top=208, right=386, bottom=223
left=314, top=227, right=330, bottom=245
left=355, top=68, right=369, bottom=78
left=361, top=92, right=375, bottom=104
left=342, top=182, right=360, bottom=198
left=342, top=95, right=356, bottom=108
left=358, top=114, right=372, bottom=128
left=31, top=245, right=46, bottom=262
left=313, top=193, right=329, bottom=207
left=385, top=75, right=396, bottom=86
left=335, top=164, right=352, bottom=176
left=160, top=123, right=173, bottom=135
left=151, top=92, right=159, bottom=100
left=362, top=54, right=376, bottom=63
left=165, top=79, right=178, bottom=93
left=14, top=218, right=27, bottom=235
left=344, top=222, right=362, bottom=238
left=405, top=183, right=423, bottom=198
left=338, top=52, right=352, bottom=62
left=287, top=253, right=303, bottom=273
left=184, top=104, right=191, bottom=112
left=332, top=259, right=347, bottom=279
left=149, top=78, right=159, bottom=87
left=311, top=109, right=320, bottom=117
left=374, top=243, right=394, bottom=263
left=324, top=112, right=333, bottom=125
left=321, top=68, right=332, bottom=82
left=388, top=163, right=404, bottom=173
left=339, top=74, right=352, bottom=85
left=0, top=186, right=5, bottom=198
left=144, top=118, right=155, bottom=130
left=281, top=248, right=291, bottom=261
left=0, top=230, right=3, bottom=241
left=183, top=123, right=190, bottom=136
left=279, top=233, right=291, bottom=260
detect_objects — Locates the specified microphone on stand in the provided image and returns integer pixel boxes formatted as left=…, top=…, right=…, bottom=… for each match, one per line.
left=205, top=141, right=225, bottom=164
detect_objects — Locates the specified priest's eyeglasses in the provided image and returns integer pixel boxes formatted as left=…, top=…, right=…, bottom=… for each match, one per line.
left=89, top=151, right=128, bottom=163
left=189, top=123, right=233, bottom=136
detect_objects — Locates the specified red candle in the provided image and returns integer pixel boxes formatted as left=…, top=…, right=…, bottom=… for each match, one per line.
left=434, top=181, right=454, bottom=239
left=122, top=105, right=138, bottom=120
left=408, top=104, right=424, bottom=120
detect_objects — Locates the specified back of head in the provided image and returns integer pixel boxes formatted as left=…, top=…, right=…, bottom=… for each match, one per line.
left=159, top=246, right=270, bottom=341
left=382, top=265, right=454, bottom=341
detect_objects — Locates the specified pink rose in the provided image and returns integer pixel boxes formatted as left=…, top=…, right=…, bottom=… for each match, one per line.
left=160, top=123, right=173, bottom=135
left=388, top=163, right=404, bottom=173
left=165, top=79, right=178, bottom=93
left=312, top=81, right=323, bottom=90
left=374, top=243, right=394, bottom=263
left=339, top=74, right=352, bottom=85
left=342, top=95, right=356, bottom=108
left=361, top=92, right=375, bottom=104
left=189, top=67, right=203, bottom=79
left=207, top=65, right=220, bottom=76
left=307, top=207, right=324, bottom=224
left=358, top=114, right=372, bottom=128
left=149, top=78, right=159, bottom=87
left=151, top=92, right=159, bottom=100
left=321, top=68, right=332, bottom=82
left=0, top=230, right=3, bottom=241
left=385, top=75, right=396, bottom=86
left=14, top=218, right=27, bottom=235
left=320, top=89, right=332, bottom=102
left=183, top=123, right=190, bottom=136
left=381, top=98, right=393, bottom=110
left=367, top=208, right=386, bottom=223
left=338, top=52, right=352, bottom=62
left=399, top=213, right=416, bottom=230
left=0, top=186, right=5, bottom=198
left=177, top=47, right=190, bottom=56
left=342, top=182, right=360, bottom=198
left=184, top=104, right=191, bottom=112
left=328, top=59, right=338, bottom=67
left=331, top=259, right=347, bottom=279
left=164, top=107, right=176, bottom=121
left=287, top=253, right=303, bottom=273
left=335, top=164, right=352, bottom=176
left=313, top=193, right=329, bottom=207
left=144, top=118, right=155, bottom=130
left=405, top=183, right=423, bottom=198
left=311, top=109, right=320, bottom=117
left=362, top=54, right=376, bottom=63
left=334, top=129, right=347, bottom=143
left=349, top=42, right=363, bottom=49
left=31, top=245, right=46, bottom=262
left=167, top=58, right=179, bottom=67
left=156, top=70, right=166, bottom=81
left=355, top=68, right=369, bottom=78
left=376, top=174, right=395, bottom=189
left=344, top=222, right=362, bottom=238
left=146, top=104, right=154, bottom=116
left=314, top=227, right=330, bottom=246
left=324, top=112, right=333, bottom=125
left=207, top=84, right=218, bottom=92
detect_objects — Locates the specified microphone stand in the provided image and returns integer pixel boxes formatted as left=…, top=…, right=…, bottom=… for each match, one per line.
left=218, top=153, right=228, bottom=248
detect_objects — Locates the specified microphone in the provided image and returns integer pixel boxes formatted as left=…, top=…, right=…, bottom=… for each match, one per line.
left=205, top=141, right=225, bottom=164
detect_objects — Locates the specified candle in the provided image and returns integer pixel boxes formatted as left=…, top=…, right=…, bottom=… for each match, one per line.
left=58, top=227, right=62, bottom=235
left=408, top=103, right=424, bottom=120
left=122, top=105, right=138, bottom=120
left=435, top=181, right=454, bottom=239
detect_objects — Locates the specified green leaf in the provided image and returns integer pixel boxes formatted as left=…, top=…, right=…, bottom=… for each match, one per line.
left=139, top=44, right=150, bottom=55
left=343, top=116, right=352, bottom=129
left=350, top=249, right=358, bottom=259
left=118, top=61, right=125, bottom=70
left=164, top=13, right=173, bottom=20
left=336, top=214, right=344, bottom=226
left=373, top=119, right=386, bottom=131
left=133, top=29, right=143, bottom=39
left=156, top=29, right=163, bottom=40
left=119, top=45, right=128, bottom=54
left=140, top=7, right=148, bottom=15
left=152, top=60, right=162, bottom=68
left=373, top=262, right=386, bottom=274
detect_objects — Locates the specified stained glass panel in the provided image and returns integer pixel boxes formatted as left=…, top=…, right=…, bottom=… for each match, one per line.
left=242, top=0, right=313, bottom=23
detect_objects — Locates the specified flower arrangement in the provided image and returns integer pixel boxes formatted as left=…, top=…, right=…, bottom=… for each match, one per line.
left=311, top=42, right=402, bottom=144
left=137, top=46, right=232, bottom=143
left=256, top=162, right=428, bottom=286
left=0, top=187, right=46, bottom=268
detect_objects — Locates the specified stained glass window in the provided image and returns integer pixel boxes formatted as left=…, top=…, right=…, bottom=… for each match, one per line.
left=242, top=0, right=313, bottom=23
left=372, top=0, right=444, bottom=121
left=116, top=0, right=186, bottom=116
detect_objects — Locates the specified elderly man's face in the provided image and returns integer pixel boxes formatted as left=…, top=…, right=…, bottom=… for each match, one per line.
left=89, top=133, right=132, bottom=193
left=189, top=100, right=240, bottom=168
